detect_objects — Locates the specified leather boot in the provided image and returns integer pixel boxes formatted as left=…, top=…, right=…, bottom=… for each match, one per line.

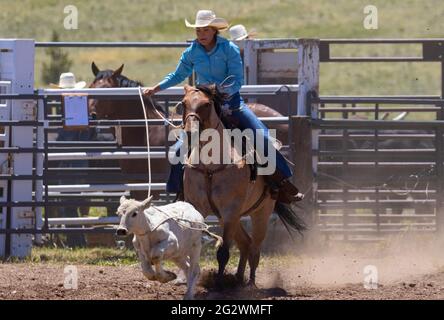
left=265, top=171, right=304, bottom=204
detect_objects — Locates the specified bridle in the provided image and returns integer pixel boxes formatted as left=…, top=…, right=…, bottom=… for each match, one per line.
left=182, top=94, right=223, bottom=132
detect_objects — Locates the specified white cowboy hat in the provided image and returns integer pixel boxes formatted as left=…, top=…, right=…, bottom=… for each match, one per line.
left=229, top=24, right=257, bottom=41
left=185, top=10, right=229, bottom=30
left=50, top=72, right=86, bottom=89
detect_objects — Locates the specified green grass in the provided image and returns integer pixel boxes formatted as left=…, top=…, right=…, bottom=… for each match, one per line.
left=27, top=246, right=138, bottom=266
left=3, top=245, right=241, bottom=269
left=1, top=0, right=443, bottom=103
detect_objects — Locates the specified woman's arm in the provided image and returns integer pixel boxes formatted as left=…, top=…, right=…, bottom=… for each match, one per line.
left=159, top=48, right=194, bottom=90
left=142, top=84, right=161, bottom=96
left=143, top=47, right=194, bottom=96
left=225, top=42, right=244, bottom=97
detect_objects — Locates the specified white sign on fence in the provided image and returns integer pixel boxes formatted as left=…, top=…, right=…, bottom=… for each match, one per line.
left=63, top=94, right=89, bottom=129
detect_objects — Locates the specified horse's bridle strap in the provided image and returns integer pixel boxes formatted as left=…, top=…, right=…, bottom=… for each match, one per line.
left=184, top=112, right=202, bottom=125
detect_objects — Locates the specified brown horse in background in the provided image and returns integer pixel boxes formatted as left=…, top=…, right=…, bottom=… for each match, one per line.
left=88, top=63, right=290, bottom=201
left=181, top=84, right=305, bottom=286
left=88, top=62, right=172, bottom=200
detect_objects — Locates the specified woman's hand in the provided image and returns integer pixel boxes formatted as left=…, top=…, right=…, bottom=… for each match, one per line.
left=143, top=85, right=160, bottom=97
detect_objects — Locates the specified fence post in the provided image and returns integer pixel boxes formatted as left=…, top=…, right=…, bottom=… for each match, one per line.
left=439, top=52, right=444, bottom=234
left=243, top=39, right=257, bottom=86
left=0, top=39, right=35, bottom=259
left=295, top=39, right=319, bottom=233
left=436, top=124, right=444, bottom=234
left=297, top=39, right=319, bottom=116
left=290, top=116, right=314, bottom=227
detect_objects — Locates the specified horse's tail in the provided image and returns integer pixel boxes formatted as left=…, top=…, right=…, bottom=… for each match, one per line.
left=274, top=202, right=307, bottom=238
left=203, top=229, right=223, bottom=249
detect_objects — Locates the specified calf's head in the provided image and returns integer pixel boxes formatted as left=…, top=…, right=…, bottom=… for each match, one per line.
left=116, top=195, right=153, bottom=236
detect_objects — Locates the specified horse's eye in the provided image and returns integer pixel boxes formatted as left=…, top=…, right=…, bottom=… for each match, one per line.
left=131, top=212, right=137, bottom=218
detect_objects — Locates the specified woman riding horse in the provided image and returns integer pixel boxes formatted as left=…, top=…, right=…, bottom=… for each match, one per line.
left=143, top=10, right=303, bottom=203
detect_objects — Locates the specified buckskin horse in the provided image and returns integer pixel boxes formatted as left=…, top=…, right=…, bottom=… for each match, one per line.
left=88, top=63, right=291, bottom=201
left=180, top=84, right=305, bottom=286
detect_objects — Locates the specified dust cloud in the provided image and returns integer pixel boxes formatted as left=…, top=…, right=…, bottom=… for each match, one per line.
left=260, top=233, right=444, bottom=290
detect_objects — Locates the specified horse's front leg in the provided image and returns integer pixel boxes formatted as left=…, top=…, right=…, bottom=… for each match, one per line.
left=216, top=217, right=239, bottom=288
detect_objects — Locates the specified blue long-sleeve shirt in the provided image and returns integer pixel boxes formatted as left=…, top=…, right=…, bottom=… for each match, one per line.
left=158, top=35, right=244, bottom=98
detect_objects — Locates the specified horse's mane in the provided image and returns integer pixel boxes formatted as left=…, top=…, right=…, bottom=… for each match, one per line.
left=196, top=84, right=227, bottom=119
left=94, top=70, right=144, bottom=88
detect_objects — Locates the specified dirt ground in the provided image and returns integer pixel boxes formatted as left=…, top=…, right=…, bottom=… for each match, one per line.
left=1, top=262, right=444, bottom=300
left=2, top=233, right=444, bottom=300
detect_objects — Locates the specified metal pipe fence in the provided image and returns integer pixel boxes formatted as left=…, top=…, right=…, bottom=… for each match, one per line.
left=0, top=85, right=298, bottom=238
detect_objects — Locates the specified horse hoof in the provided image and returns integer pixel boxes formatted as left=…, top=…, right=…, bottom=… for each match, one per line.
left=246, top=281, right=257, bottom=289
left=145, top=274, right=157, bottom=281
left=172, top=277, right=187, bottom=286
left=183, top=293, right=195, bottom=300
left=158, top=271, right=177, bottom=283
left=235, top=275, right=246, bottom=286
left=215, top=277, right=225, bottom=290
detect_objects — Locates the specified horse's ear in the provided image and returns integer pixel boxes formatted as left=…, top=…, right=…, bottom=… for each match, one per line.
left=184, top=84, right=193, bottom=93
left=112, top=64, right=124, bottom=78
left=92, top=62, right=100, bottom=76
left=209, top=84, right=217, bottom=95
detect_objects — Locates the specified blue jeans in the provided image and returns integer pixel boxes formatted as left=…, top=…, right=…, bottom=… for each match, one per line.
left=166, top=93, right=293, bottom=193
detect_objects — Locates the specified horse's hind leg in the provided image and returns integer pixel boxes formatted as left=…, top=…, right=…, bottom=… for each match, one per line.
left=234, top=223, right=251, bottom=284
left=248, top=203, right=274, bottom=286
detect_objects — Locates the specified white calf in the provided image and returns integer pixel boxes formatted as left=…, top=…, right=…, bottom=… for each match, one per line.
left=116, top=196, right=222, bottom=300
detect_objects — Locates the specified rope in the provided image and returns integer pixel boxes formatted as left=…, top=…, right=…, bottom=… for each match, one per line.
left=138, top=86, right=152, bottom=198
left=148, top=205, right=223, bottom=248
left=133, top=91, right=216, bottom=234
left=317, top=166, right=433, bottom=197
left=150, top=205, right=213, bottom=232
left=219, top=75, right=236, bottom=89
left=146, top=94, right=182, bottom=129
left=134, top=89, right=215, bottom=232
left=137, top=87, right=187, bottom=198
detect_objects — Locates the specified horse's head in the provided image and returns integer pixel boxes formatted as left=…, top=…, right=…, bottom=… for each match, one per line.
left=88, top=62, right=125, bottom=119
left=180, top=84, right=224, bottom=134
